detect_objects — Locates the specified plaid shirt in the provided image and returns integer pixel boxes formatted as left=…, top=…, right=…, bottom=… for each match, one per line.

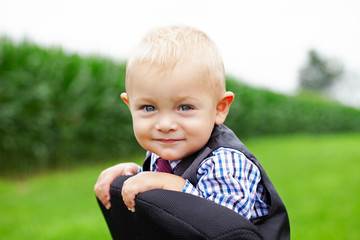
left=148, top=147, right=270, bottom=220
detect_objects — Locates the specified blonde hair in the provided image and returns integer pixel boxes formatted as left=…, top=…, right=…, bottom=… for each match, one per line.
left=126, top=25, right=226, bottom=92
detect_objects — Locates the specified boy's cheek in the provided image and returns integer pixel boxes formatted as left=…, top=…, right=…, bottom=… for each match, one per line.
left=133, top=121, right=151, bottom=144
left=133, top=119, right=149, bottom=130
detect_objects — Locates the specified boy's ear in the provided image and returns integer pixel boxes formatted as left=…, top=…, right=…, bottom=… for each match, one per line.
left=120, top=92, right=130, bottom=107
left=215, top=91, right=234, bottom=125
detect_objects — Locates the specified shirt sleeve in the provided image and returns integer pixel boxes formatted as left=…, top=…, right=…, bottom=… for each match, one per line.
left=181, top=148, right=262, bottom=220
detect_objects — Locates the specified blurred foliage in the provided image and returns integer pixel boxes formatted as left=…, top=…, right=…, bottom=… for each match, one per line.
left=227, top=78, right=360, bottom=137
left=1, top=38, right=360, bottom=173
left=298, top=49, right=343, bottom=91
left=0, top=37, right=140, bottom=173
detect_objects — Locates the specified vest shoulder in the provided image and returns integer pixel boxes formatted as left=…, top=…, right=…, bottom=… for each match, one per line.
left=208, top=125, right=244, bottom=150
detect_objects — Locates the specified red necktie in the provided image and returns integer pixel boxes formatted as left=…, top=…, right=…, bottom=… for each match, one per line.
left=156, top=158, right=173, bottom=173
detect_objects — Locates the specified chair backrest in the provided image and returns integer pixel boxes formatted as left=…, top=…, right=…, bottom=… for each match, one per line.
left=98, top=175, right=264, bottom=240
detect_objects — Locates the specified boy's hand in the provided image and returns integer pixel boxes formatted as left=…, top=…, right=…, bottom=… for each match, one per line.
left=122, top=172, right=186, bottom=212
left=94, top=163, right=139, bottom=209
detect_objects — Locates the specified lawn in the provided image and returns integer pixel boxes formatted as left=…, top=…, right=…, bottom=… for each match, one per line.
left=0, top=133, right=359, bottom=239
left=245, top=133, right=360, bottom=239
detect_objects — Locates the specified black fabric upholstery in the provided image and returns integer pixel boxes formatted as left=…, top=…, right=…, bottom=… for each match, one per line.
left=98, top=175, right=263, bottom=240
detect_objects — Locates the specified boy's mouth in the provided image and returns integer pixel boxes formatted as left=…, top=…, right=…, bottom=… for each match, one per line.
left=156, top=139, right=183, bottom=144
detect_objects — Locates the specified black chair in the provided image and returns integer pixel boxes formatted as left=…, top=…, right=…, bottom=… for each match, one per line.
left=97, top=175, right=263, bottom=240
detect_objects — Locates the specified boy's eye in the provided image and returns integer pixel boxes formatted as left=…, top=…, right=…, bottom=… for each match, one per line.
left=142, top=105, right=156, bottom=112
left=179, top=105, right=193, bottom=111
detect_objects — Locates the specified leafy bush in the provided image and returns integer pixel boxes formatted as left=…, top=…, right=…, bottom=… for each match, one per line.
left=1, top=38, right=360, bottom=173
left=226, top=78, right=360, bottom=137
left=0, top=38, right=140, bottom=173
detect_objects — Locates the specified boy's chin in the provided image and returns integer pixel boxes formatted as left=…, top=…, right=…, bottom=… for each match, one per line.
left=155, top=151, right=187, bottom=161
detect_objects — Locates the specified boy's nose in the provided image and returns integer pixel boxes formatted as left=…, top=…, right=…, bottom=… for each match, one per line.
left=155, top=114, right=178, bottom=132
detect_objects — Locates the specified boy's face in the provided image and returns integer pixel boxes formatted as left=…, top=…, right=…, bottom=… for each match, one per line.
left=122, top=61, right=225, bottom=161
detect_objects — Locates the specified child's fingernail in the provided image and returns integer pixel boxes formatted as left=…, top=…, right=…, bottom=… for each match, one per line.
left=105, top=203, right=111, bottom=210
left=128, top=207, right=135, bottom=212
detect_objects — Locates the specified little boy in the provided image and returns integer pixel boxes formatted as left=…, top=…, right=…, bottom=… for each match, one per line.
left=95, top=26, right=288, bottom=228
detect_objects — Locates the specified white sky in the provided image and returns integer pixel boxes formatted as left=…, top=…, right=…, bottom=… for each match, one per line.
left=1, top=0, right=360, bottom=95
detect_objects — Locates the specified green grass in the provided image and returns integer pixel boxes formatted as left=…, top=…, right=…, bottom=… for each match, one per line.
left=244, top=133, right=360, bottom=239
left=0, top=156, right=142, bottom=240
left=0, top=134, right=359, bottom=239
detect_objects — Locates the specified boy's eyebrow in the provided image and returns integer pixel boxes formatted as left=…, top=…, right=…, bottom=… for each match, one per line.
left=133, top=95, right=201, bottom=103
left=170, top=95, right=202, bottom=102
left=177, top=96, right=201, bottom=102
left=132, top=96, right=156, bottom=103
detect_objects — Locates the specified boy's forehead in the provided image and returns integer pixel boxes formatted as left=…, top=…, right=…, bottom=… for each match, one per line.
left=127, top=60, right=207, bottom=84
left=126, top=61, right=221, bottom=97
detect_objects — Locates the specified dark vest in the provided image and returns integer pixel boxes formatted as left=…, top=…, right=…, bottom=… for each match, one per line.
left=143, top=124, right=290, bottom=240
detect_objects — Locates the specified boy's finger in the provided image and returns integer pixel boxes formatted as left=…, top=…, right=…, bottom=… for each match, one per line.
left=124, top=171, right=133, bottom=176
left=105, top=202, right=111, bottom=210
left=122, top=195, right=135, bottom=209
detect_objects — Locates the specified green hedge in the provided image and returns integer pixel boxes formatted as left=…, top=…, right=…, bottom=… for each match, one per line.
left=1, top=38, right=360, bottom=173
left=226, top=78, right=360, bottom=137
left=0, top=38, right=139, bottom=173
